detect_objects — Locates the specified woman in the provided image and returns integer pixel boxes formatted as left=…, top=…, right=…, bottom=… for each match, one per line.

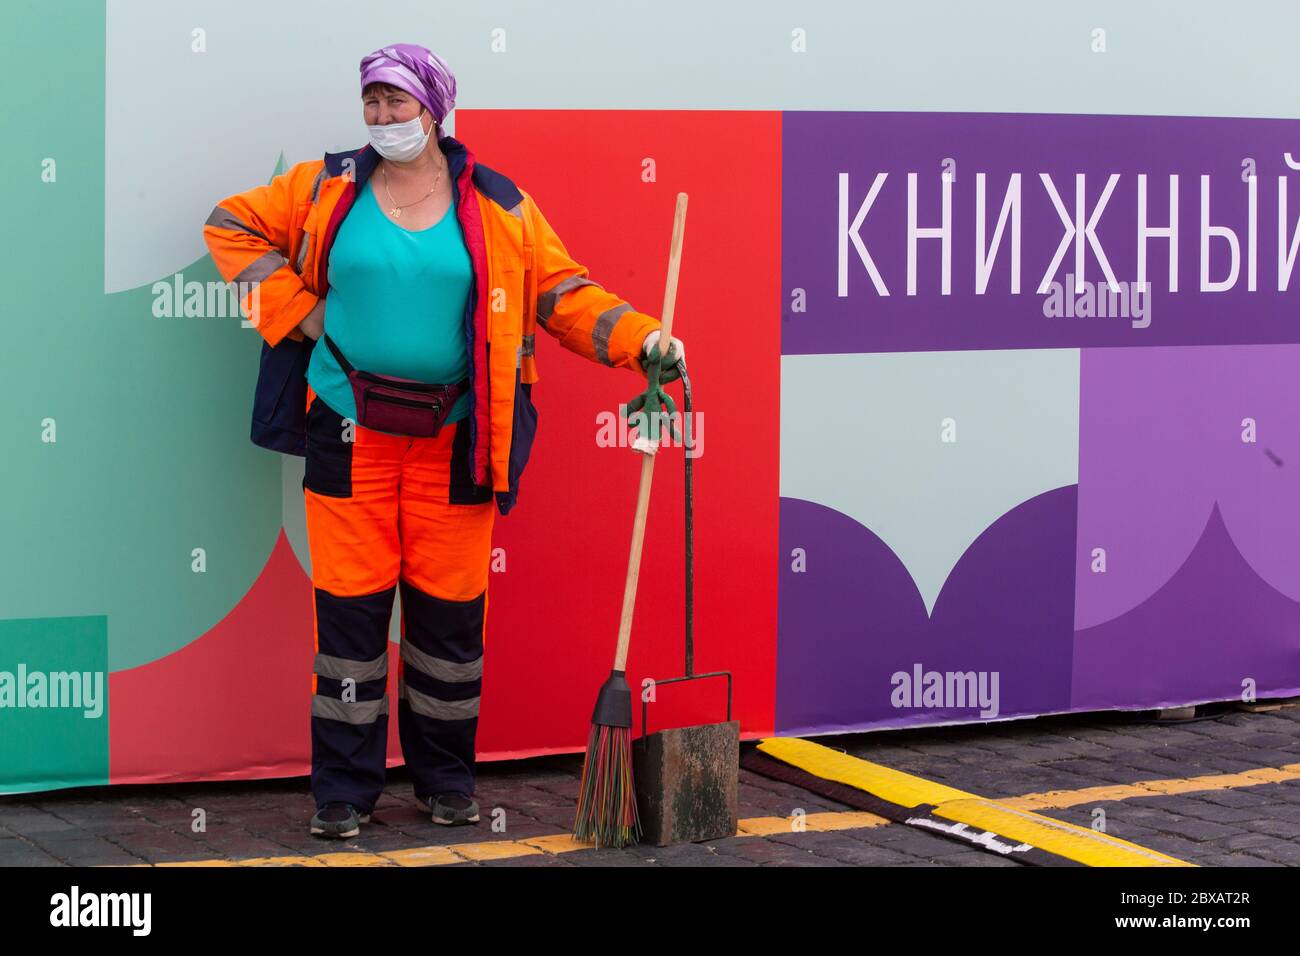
left=203, top=43, right=685, bottom=839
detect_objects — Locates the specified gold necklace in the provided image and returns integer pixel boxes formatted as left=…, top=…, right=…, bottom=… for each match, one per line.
left=381, top=160, right=444, bottom=219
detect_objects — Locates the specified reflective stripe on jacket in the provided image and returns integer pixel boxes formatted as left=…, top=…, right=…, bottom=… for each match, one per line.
left=202, top=134, right=662, bottom=515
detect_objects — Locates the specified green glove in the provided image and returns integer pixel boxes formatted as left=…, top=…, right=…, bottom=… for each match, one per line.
left=624, top=342, right=682, bottom=446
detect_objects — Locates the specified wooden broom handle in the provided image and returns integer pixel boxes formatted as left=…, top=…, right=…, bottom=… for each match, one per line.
left=613, top=192, right=688, bottom=671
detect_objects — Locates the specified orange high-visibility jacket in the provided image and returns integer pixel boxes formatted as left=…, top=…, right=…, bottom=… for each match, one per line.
left=202, top=134, right=662, bottom=515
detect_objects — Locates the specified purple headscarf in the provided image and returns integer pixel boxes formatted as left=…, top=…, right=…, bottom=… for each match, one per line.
left=359, top=44, right=456, bottom=139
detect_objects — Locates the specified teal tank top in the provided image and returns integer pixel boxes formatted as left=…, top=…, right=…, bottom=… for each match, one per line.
left=306, top=176, right=473, bottom=426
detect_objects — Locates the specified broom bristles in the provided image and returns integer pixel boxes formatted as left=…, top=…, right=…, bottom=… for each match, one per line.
left=573, top=722, right=642, bottom=848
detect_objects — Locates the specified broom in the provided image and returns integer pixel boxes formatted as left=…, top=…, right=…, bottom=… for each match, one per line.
left=573, top=192, right=689, bottom=849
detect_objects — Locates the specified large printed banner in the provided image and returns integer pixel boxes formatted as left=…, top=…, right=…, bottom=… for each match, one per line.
left=6, top=106, right=1300, bottom=793
left=779, top=110, right=1300, bottom=734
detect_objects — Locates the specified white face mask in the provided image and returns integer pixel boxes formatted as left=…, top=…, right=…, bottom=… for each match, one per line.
left=366, top=109, right=432, bottom=162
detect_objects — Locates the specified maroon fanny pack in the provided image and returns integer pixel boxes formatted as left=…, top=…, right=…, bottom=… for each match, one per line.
left=323, top=333, right=468, bottom=437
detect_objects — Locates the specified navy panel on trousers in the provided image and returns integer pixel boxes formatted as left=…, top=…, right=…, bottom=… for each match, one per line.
left=396, top=576, right=485, bottom=801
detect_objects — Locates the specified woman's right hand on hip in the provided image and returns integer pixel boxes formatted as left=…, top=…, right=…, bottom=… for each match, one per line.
left=298, top=298, right=326, bottom=340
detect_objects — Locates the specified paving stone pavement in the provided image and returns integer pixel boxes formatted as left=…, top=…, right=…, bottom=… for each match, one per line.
left=1, top=705, right=1296, bottom=867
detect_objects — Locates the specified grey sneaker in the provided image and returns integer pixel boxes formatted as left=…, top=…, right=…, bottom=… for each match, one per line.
left=428, top=792, right=480, bottom=826
left=310, top=802, right=371, bottom=838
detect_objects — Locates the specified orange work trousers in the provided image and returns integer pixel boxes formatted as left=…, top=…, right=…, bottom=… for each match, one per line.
left=302, top=382, right=496, bottom=814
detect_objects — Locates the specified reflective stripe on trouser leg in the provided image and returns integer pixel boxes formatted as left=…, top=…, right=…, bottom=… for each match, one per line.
left=395, top=419, right=495, bottom=801
left=303, top=383, right=406, bottom=814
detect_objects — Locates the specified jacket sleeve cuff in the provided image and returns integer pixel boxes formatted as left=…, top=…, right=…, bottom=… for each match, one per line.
left=256, top=288, right=320, bottom=348
left=620, top=312, right=662, bottom=376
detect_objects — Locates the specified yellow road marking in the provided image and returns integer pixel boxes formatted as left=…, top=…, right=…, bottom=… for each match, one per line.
left=153, top=860, right=237, bottom=867
left=759, top=738, right=977, bottom=808
left=315, top=851, right=395, bottom=866
left=1003, top=763, right=1300, bottom=810
left=932, top=799, right=1188, bottom=867
left=756, top=737, right=1193, bottom=867
left=520, top=833, right=608, bottom=854
left=736, top=810, right=890, bottom=836
left=379, top=846, right=463, bottom=866
left=453, top=840, right=544, bottom=862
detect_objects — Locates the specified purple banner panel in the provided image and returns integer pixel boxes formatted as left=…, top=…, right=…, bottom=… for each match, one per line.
left=783, top=111, right=1300, bottom=354
left=1072, top=345, right=1300, bottom=709
left=776, top=489, right=1077, bottom=735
